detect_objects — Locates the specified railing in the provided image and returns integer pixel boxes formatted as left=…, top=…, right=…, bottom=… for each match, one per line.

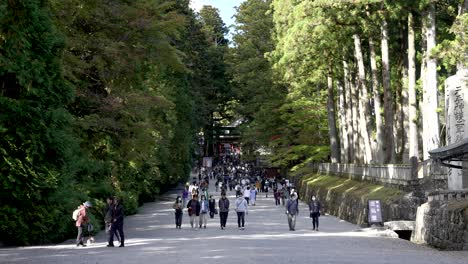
left=308, top=161, right=447, bottom=187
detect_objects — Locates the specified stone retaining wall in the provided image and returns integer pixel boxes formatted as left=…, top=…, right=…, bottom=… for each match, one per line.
left=291, top=171, right=421, bottom=226
left=412, top=190, right=468, bottom=250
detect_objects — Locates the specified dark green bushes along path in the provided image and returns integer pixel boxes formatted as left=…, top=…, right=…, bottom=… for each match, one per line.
left=0, top=0, right=231, bottom=246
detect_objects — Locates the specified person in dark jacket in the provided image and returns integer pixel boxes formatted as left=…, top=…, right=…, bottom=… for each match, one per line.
left=104, top=197, right=120, bottom=246
left=173, top=196, right=183, bottom=229
left=309, top=195, right=322, bottom=231
left=187, top=194, right=201, bottom=229
left=286, top=194, right=299, bottom=231
left=208, top=195, right=216, bottom=219
left=108, top=197, right=125, bottom=247
left=218, top=192, right=230, bottom=230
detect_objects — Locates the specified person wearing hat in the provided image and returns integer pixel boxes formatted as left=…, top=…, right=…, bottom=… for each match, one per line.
left=76, top=201, right=92, bottom=247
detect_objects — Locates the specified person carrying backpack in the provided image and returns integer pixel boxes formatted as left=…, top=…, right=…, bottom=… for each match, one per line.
left=75, top=201, right=92, bottom=247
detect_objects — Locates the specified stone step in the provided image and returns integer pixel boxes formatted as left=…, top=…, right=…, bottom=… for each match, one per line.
left=384, top=220, right=415, bottom=231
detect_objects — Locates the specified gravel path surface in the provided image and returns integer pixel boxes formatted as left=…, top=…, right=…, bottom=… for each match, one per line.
left=1, top=177, right=467, bottom=264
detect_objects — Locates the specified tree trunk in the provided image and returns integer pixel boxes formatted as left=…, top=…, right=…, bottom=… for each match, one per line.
left=369, top=38, right=384, bottom=163
left=343, top=60, right=354, bottom=163
left=350, top=70, right=361, bottom=163
left=327, top=68, right=340, bottom=163
left=353, top=34, right=373, bottom=163
left=408, top=12, right=419, bottom=161
left=381, top=17, right=395, bottom=163
left=457, top=0, right=468, bottom=73
left=338, top=79, right=348, bottom=163
left=419, top=51, right=427, bottom=159
left=422, top=2, right=440, bottom=159
left=399, top=65, right=409, bottom=163
left=419, top=16, right=427, bottom=159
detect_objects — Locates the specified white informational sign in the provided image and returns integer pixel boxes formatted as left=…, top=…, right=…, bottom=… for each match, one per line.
left=368, top=200, right=382, bottom=224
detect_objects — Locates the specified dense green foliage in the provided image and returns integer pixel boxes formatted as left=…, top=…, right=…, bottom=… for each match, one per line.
left=1, top=0, right=465, bottom=246
left=0, top=0, right=229, bottom=245
left=228, top=0, right=465, bottom=167
left=228, top=0, right=329, bottom=167
left=0, top=0, right=77, bottom=245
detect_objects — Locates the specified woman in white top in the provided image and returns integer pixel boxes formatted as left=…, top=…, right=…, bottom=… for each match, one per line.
left=243, top=186, right=251, bottom=205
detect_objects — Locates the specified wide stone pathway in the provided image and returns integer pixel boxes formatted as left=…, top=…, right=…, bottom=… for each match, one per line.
left=1, top=177, right=467, bottom=264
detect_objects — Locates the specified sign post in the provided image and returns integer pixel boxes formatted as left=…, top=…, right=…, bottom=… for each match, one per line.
left=368, top=199, right=383, bottom=226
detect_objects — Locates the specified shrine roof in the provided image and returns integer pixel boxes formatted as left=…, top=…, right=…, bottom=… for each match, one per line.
left=429, top=138, right=468, bottom=161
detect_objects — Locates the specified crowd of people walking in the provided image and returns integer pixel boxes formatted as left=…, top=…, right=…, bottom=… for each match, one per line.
left=173, top=155, right=323, bottom=231
left=73, top=154, right=323, bottom=248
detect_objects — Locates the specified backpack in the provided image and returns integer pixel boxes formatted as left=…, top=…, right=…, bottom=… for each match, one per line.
left=72, top=208, right=80, bottom=221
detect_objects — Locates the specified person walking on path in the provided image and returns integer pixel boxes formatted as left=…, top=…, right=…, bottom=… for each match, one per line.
left=203, top=188, right=209, bottom=201
left=173, top=196, right=183, bottom=229
left=187, top=194, right=201, bottom=229
left=309, top=195, right=322, bottom=231
left=218, top=192, right=230, bottom=230
left=208, top=195, right=216, bottom=219
left=274, top=188, right=281, bottom=206
left=243, top=186, right=251, bottom=205
left=199, top=195, right=209, bottom=228
left=104, top=197, right=120, bottom=245
left=250, top=187, right=257, bottom=206
left=283, top=187, right=290, bottom=202
left=286, top=194, right=299, bottom=231
left=76, top=201, right=92, bottom=247
left=264, top=179, right=269, bottom=198
left=255, top=181, right=261, bottom=192
left=235, top=194, right=248, bottom=230
left=235, top=183, right=242, bottom=197
left=108, top=197, right=125, bottom=247
left=182, top=186, right=189, bottom=207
